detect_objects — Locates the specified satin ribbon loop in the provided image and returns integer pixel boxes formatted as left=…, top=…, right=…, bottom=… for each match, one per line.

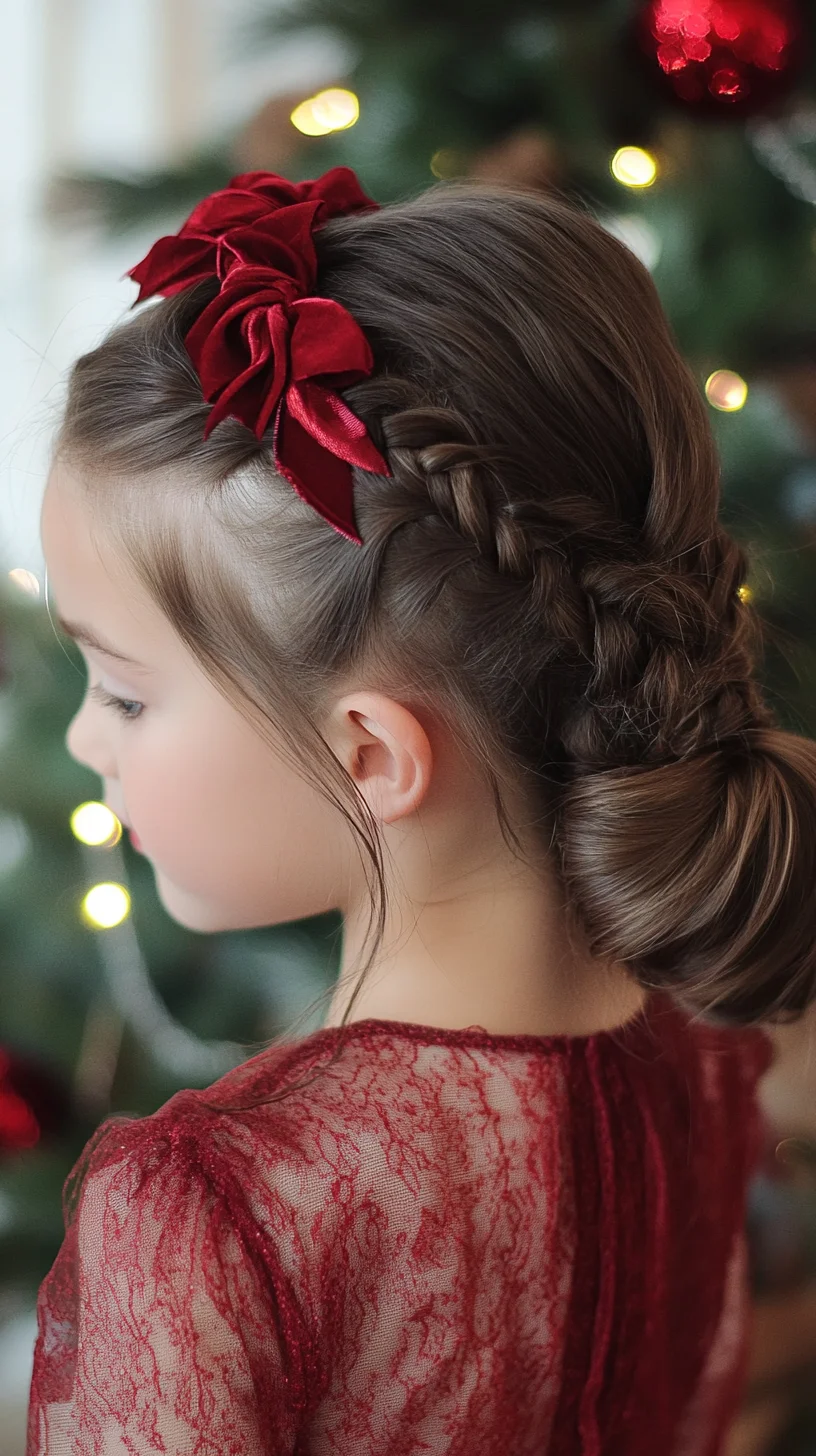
left=126, top=166, right=390, bottom=543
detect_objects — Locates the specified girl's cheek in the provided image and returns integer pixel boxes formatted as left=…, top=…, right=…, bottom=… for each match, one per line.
left=124, top=731, right=197, bottom=837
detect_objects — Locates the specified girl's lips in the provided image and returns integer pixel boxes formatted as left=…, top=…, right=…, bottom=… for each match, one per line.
left=129, top=829, right=142, bottom=852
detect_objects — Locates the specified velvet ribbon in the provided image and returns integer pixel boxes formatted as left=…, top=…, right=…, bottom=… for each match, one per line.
left=127, top=168, right=389, bottom=544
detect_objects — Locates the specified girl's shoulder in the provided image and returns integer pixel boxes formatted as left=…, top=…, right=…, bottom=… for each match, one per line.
left=161, top=991, right=775, bottom=1140
left=72, top=993, right=772, bottom=1227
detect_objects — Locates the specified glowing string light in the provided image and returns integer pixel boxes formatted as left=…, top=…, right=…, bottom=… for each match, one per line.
left=705, top=370, right=748, bottom=412
left=610, top=146, right=659, bottom=189
left=430, top=149, right=463, bottom=179
left=71, top=802, right=122, bottom=848
left=290, top=89, right=360, bottom=137
left=8, top=569, right=40, bottom=597
left=82, top=882, right=131, bottom=929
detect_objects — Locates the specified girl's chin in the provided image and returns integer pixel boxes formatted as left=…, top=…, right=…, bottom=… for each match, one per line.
left=151, top=870, right=255, bottom=934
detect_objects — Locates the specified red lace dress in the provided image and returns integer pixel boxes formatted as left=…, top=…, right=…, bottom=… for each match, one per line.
left=27, top=992, right=771, bottom=1456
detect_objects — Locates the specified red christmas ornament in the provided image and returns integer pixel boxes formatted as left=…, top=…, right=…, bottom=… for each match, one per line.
left=637, top=0, right=808, bottom=117
left=0, top=1045, right=72, bottom=1155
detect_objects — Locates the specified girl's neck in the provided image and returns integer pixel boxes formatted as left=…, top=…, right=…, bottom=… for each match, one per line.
left=323, top=856, right=647, bottom=1039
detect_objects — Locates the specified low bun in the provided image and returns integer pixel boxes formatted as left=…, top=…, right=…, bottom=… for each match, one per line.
left=556, top=727, right=816, bottom=1025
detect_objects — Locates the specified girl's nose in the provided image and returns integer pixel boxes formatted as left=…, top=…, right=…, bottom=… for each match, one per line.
left=66, top=698, right=116, bottom=780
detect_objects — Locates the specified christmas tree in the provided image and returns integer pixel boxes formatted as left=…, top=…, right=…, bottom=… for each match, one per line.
left=5, top=1, right=816, bottom=1448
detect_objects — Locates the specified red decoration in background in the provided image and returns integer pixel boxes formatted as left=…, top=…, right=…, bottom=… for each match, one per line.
left=637, top=0, right=808, bottom=116
left=0, top=1045, right=71, bottom=1155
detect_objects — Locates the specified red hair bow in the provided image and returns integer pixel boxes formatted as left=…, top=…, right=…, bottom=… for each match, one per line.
left=127, top=167, right=389, bottom=544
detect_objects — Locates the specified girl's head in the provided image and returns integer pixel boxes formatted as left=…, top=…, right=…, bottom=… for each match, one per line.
left=41, top=175, right=816, bottom=1028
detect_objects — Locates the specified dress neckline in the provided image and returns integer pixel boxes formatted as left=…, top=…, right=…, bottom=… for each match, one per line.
left=312, top=992, right=671, bottom=1056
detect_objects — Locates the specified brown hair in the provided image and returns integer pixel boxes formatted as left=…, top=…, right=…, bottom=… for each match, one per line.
left=56, top=181, right=816, bottom=1043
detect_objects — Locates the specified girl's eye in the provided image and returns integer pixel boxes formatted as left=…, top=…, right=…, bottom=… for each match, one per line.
left=89, top=684, right=144, bottom=722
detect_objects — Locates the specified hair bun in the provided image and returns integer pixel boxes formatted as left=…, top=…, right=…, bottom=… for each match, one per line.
left=555, top=727, right=816, bottom=1024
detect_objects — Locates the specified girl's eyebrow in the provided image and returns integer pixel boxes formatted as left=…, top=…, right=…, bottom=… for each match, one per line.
left=54, top=612, right=150, bottom=671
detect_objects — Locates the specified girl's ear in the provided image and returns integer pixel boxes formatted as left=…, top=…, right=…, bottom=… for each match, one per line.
left=329, top=692, right=433, bottom=824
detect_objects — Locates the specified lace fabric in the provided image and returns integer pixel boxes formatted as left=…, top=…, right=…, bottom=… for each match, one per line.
left=27, top=993, right=772, bottom=1455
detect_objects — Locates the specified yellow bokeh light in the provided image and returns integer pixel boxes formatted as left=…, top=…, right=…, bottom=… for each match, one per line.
left=82, top=882, right=131, bottom=929
left=737, top=584, right=753, bottom=604
left=8, top=568, right=40, bottom=597
left=291, top=101, right=331, bottom=137
left=312, top=88, right=359, bottom=130
left=705, top=370, right=748, bottom=412
left=430, top=148, right=463, bottom=180
left=71, top=801, right=122, bottom=847
left=291, top=88, right=360, bottom=137
left=610, top=146, right=659, bottom=189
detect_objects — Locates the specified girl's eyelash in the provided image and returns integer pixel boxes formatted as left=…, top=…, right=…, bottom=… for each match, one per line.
left=89, top=684, right=145, bottom=722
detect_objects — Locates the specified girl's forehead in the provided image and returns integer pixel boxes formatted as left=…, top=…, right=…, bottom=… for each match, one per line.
left=41, top=462, right=174, bottom=672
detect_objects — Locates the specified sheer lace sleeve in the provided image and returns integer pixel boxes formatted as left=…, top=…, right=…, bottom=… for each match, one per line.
left=26, top=1107, right=307, bottom=1456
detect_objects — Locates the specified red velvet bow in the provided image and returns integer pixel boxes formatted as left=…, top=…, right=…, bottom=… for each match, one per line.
left=127, top=167, right=389, bottom=544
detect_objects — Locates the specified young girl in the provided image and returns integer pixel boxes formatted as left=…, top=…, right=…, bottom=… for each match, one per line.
left=27, top=166, right=816, bottom=1456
